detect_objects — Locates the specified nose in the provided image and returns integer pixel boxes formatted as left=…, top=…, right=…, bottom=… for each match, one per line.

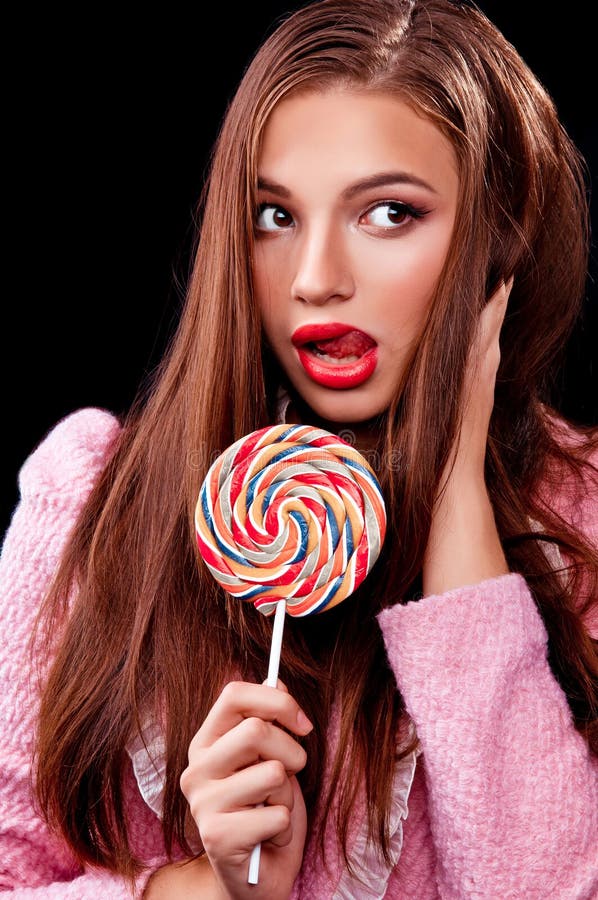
left=290, top=222, right=355, bottom=306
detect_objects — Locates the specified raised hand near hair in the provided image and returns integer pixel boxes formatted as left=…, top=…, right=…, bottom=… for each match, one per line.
left=145, top=680, right=311, bottom=899
left=445, top=278, right=513, bottom=485
left=422, top=280, right=513, bottom=596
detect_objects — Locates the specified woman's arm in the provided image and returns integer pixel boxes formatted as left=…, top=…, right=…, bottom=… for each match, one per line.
left=0, top=410, right=170, bottom=897
left=377, top=285, right=598, bottom=898
left=422, top=282, right=510, bottom=597
left=422, top=479, right=509, bottom=595
left=378, top=572, right=598, bottom=898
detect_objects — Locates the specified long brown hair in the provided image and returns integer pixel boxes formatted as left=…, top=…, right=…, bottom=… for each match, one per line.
left=34, top=0, right=598, bottom=879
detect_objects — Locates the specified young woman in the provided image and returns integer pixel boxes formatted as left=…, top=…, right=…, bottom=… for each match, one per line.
left=1, top=1, right=596, bottom=897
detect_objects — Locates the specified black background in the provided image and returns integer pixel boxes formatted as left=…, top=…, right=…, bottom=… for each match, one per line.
left=3, top=2, right=597, bottom=538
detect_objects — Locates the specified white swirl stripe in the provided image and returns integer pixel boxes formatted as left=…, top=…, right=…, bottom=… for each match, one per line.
left=195, top=424, right=386, bottom=617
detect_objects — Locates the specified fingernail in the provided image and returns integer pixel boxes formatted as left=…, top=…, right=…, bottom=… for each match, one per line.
left=297, top=709, right=313, bottom=732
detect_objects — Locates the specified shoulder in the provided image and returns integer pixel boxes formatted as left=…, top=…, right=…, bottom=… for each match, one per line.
left=538, top=408, right=598, bottom=541
left=544, top=408, right=598, bottom=453
left=17, top=407, right=122, bottom=503
left=0, top=408, right=121, bottom=665
left=1, top=408, right=122, bottom=639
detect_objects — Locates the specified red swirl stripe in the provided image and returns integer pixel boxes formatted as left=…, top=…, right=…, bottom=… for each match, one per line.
left=195, top=424, right=386, bottom=617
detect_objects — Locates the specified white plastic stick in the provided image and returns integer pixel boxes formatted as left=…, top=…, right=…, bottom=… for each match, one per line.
left=247, top=598, right=287, bottom=884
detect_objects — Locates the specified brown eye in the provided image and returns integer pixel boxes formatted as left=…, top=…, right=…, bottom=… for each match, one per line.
left=363, top=201, right=412, bottom=228
left=256, top=204, right=294, bottom=230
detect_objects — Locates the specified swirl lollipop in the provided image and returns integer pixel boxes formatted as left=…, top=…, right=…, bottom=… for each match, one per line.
left=194, top=423, right=387, bottom=882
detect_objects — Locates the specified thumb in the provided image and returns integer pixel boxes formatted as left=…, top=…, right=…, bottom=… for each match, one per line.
left=262, top=677, right=289, bottom=693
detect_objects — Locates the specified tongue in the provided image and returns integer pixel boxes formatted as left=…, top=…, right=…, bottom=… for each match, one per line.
left=313, top=330, right=376, bottom=359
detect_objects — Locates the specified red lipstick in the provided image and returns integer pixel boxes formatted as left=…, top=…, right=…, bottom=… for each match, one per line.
left=291, top=322, right=378, bottom=389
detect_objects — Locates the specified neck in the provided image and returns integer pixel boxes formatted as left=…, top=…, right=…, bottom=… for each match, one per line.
left=283, top=389, right=382, bottom=457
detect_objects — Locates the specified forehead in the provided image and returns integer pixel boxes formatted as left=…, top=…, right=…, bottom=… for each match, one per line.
left=257, top=89, right=458, bottom=196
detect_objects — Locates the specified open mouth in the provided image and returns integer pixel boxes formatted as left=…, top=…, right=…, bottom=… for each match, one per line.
left=291, top=324, right=379, bottom=389
left=305, top=330, right=377, bottom=364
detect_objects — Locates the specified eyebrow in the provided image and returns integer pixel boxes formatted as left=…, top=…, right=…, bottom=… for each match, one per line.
left=257, top=170, right=439, bottom=199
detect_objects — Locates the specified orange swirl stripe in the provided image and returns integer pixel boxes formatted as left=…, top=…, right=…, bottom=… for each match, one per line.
left=194, top=424, right=386, bottom=616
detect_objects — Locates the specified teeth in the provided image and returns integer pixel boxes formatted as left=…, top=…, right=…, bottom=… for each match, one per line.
left=321, top=354, right=360, bottom=364
left=312, top=349, right=360, bottom=364
left=316, top=351, right=359, bottom=366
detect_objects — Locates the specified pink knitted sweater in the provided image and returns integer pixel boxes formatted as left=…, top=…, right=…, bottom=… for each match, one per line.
left=1, top=407, right=597, bottom=898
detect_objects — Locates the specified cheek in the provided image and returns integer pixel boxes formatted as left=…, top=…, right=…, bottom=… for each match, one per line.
left=362, top=226, right=452, bottom=322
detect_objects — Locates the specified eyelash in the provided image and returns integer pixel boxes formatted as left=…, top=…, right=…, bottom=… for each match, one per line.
left=254, top=200, right=430, bottom=233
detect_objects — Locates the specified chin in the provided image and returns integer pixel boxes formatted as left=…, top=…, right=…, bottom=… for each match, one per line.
left=300, top=388, right=388, bottom=424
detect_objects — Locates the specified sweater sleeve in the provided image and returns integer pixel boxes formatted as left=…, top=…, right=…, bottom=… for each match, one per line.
left=377, top=478, right=598, bottom=900
left=0, top=408, right=167, bottom=897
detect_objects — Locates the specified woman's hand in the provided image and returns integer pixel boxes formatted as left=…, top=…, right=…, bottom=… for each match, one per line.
left=443, top=278, right=513, bottom=487
left=422, top=280, right=512, bottom=596
left=177, top=679, right=311, bottom=900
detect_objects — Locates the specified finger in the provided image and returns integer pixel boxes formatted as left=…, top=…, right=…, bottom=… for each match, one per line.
left=265, top=775, right=305, bottom=848
left=494, top=278, right=512, bottom=319
left=200, top=759, right=295, bottom=813
left=267, top=818, right=294, bottom=848
left=200, top=805, right=293, bottom=859
left=486, top=276, right=514, bottom=306
left=192, top=681, right=313, bottom=752
left=478, top=279, right=512, bottom=348
left=193, top=715, right=308, bottom=779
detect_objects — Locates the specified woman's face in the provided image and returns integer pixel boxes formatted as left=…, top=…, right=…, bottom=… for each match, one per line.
left=253, top=89, right=459, bottom=431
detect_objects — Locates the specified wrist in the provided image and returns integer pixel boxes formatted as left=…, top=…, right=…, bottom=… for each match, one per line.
left=423, top=479, right=508, bottom=596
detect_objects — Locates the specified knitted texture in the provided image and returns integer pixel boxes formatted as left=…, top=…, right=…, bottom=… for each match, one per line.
left=1, top=408, right=597, bottom=898
left=0, top=409, right=166, bottom=897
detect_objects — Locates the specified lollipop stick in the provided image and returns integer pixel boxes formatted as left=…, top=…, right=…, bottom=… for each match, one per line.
left=247, top=598, right=287, bottom=885
left=266, top=598, right=287, bottom=688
